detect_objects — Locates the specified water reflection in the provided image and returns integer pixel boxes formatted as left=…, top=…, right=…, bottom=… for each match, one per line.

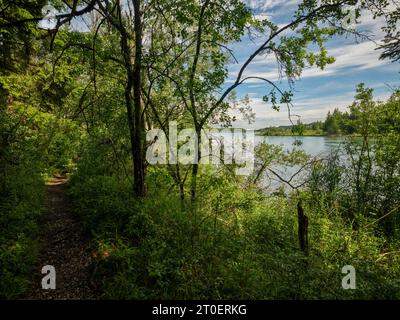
left=255, top=135, right=345, bottom=191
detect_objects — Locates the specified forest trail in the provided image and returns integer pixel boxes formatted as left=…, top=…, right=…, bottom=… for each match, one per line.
left=26, top=176, right=99, bottom=300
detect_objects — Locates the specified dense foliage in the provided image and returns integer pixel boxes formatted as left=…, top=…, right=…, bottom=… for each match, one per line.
left=0, top=0, right=399, bottom=300
left=259, top=86, right=400, bottom=136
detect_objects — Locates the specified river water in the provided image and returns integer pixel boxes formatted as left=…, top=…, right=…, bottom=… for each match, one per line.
left=254, top=135, right=345, bottom=190
left=255, top=135, right=344, bottom=157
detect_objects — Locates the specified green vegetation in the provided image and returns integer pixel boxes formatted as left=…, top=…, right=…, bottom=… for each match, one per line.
left=259, top=85, right=400, bottom=137
left=1, top=0, right=399, bottom=300
left=68, top=86, right=400, bottom=299
left=0, top=0, right=86, bottom=298
left=0, top=56, right=78, bottom=298
left=257, top=122, right=325, bottom=136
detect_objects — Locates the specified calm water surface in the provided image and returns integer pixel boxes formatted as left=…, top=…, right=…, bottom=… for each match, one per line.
left=254, top=135, right=346, bottom=190
left=255, top=135, right=344, bottom=157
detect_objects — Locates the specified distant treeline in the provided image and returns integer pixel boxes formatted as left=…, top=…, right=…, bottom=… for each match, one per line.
left=257, top=122, right=325, bottom=136
left=258, top=88, right=400, bottom=136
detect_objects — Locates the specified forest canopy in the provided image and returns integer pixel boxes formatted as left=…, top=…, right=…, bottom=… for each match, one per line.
left=0, top=0, right=399, bottom=301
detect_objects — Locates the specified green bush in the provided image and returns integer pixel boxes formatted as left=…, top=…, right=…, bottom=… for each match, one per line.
left=0, top=165, right=44, bottom=299
left=69, top=158, right=400, bottom=299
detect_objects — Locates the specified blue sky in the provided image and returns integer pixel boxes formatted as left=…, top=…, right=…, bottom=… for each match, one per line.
left=227, top=0, right=400, bottom=129
left=65, top=0, right=399, bottom=130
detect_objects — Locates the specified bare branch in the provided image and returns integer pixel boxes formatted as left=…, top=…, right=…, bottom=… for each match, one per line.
left=0, top=0, right=98, bottom=29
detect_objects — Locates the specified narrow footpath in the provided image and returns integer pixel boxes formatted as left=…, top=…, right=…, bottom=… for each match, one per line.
left=27, top=176, right=99, bottom=299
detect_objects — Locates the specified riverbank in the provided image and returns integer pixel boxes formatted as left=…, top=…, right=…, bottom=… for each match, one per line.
left=255, top=130, right=360, bottom=138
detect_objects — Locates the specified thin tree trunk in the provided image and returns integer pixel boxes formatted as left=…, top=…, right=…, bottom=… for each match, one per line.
left=132, top=0, right=146, bottom=197
left=190, top=127, right=201, bottom=202
left=297, top=199, right=309, bottom=256
left=118, top=0, right=146, bottom=197
left=119, top=22, right=137, bottom=197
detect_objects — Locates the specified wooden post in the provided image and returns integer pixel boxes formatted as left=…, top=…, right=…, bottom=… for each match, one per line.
left=297, top=199, right=309, bottom=256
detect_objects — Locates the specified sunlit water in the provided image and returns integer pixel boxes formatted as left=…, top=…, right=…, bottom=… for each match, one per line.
left=255, top=135, right=344, bottom=157
left=254, top=135, right=345, bottom=191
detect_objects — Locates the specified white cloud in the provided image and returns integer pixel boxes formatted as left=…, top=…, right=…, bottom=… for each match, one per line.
left=227, top=39, right=390, bottom=85
left=243, top=0, right=300, bottom=12
left=229, top=96, right=348, bottom=129
left=224, top=1, right=399, bottom=129
left=229, top=90, right=392, bottom=129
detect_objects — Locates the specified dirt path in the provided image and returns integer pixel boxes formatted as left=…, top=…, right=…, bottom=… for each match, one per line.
left=27, top=176, right=99, bottom=300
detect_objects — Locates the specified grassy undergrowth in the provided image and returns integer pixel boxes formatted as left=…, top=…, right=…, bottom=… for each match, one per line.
left=69, top=165, right=400, bottom=299
left=0, top=165, right=44, bottom=299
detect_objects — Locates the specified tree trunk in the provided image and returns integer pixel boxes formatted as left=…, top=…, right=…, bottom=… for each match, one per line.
left=132, top=0, right=146, bottom=197
left=297, top=199, right=309, bottom=255
left=118, top=0, right=146, bottom=197
left=190, top=127, right=201, bottom=202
